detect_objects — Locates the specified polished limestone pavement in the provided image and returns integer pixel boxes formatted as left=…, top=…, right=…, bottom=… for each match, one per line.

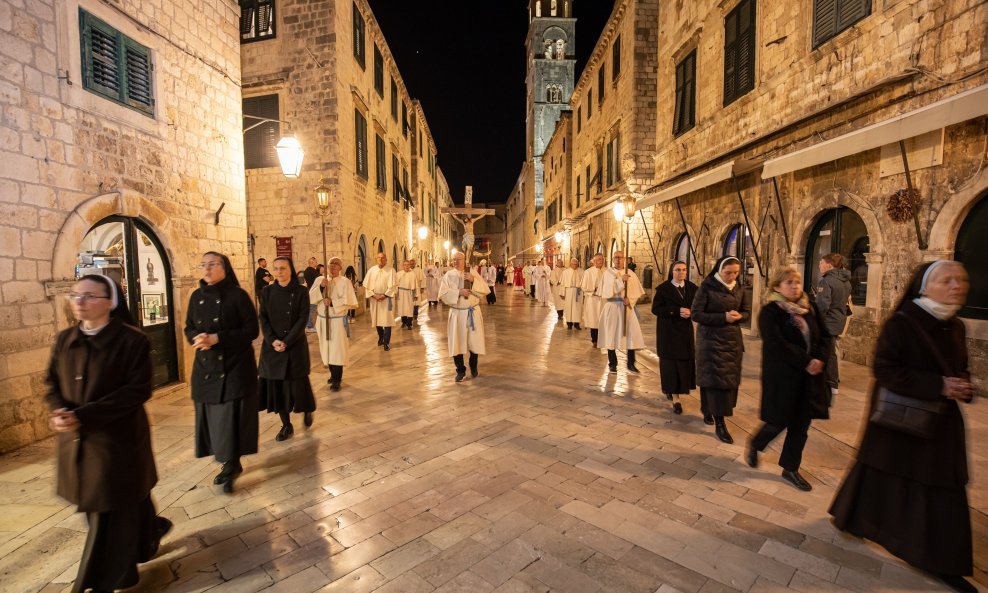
left=0, top=286, right=984, bottom=592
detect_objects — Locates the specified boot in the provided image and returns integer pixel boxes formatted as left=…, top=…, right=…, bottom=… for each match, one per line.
left=304, top=412, right=314, bottom=427
left=714, top=418, right=733, bottom=444
left=214, top=459, right=242, bottom=485
left=781, top=469, right=812, bottom=491
left=275, top=423, right=294, bottom=442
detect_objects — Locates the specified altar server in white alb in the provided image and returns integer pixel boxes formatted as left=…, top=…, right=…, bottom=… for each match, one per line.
left=559, top=257, right=584, bottom=330
left=534, top=259, right=552, bottom=306
left=581, top=254, right=605, bottom=346
left=597, top=251, right=646, bottom=373
left=524, top=261, right=536, bottom=298
left=483, top=260, right=497, bottom=305
left=439, top=252, right=490, bottom=382
left=549, top=259, right=566, bottom=319
left=363, top=252, right=397, bottom=350
left=310, top=257, right=358, bottom=391
left=426, top=261, right=442, bottom=306
left=409, top=259, right=427, bottom=320
left=395, top=259, right=418, bottom=329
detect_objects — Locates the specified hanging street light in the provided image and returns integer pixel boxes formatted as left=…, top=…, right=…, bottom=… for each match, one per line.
left=612, top=200, right=625, bottom=222
left=620, top=194, right=637, bottom=224
left=417, top=225, right=428, bottom=240
left=275, top=134, right=305, bottom=178
left=554, top=231, right=563, bottom=242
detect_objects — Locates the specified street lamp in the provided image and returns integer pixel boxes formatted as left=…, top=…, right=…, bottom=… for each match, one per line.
left=417, top=225, right=428, bottom=240
left=314, top=179, right=331, bottom=333
left=274, top=134, right=305, bottom=178
left=443, top=239, right=451, bottom=265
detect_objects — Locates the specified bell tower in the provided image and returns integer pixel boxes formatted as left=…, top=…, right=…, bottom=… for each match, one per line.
left=526, top=0, right=575, bottom=213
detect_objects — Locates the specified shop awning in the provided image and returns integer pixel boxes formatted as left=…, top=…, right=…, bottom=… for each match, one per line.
left=636, top=158, right=761, bottom=211
left=761, top=83, right=988, bottom=179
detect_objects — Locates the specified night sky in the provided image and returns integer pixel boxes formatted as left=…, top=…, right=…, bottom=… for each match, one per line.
left=367, top=1, right=616, bottom=204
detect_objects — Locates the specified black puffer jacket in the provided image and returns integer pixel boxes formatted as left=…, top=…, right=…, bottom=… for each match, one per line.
left=813, top=268, right=851, bottom=336
left=184, top=276, right=259, bottom=403
left=258, top=279, right=310, bottom=380
left=691, top=275, right=749, bottom=389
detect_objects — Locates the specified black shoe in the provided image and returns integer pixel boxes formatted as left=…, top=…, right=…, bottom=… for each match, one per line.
left=673, top=402, right=683, bottom=415
left=715, top=423, right=734, bottom=444
left=455, top=372, right=466, bottom=383
left=213, top=461, right=242, bottom=485
left=627, top=364, right=640, bottom=373
left=703, top=414, right=714, bottom=425
left=937, top=574, right=977, bottom=593
left=222, top=478, right=235, bottom=494
left=383, top=344, right=390, bottom=351
left=148, top=516, right=174, bottom=559
left=745, top=445, right=758, bottom=468
left=329, top=382, right=340, bottom=392
left=470, top=368, right=478, bottom=378
left=275, top=424, right=294, bottom=442
left=377, top=338, right=383, bottom=346
left=608, top=366, right=617, bottom=374
left=781, top=470, right=812, bottom=491
left=592, top=341, right=598, bottom=348
left=304, top=412, right=313, bottom=427
left=666, top=393, right=673, bottom=401
left=566, top=323, right=573, bottom=330
left=575, top=324, right=581, bottom=330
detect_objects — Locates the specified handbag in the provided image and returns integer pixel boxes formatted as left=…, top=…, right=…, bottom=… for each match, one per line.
left=868, top=312, right=951, bottom=439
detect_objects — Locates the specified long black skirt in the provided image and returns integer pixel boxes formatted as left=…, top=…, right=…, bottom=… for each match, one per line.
left=659, top=357, right=696, bottom=395
left=195, top=391, right=259, bottom=462
left=72, top=495, right=164, bottom=593
left=830, top=462, right=972, bottom=576
left=258, top=377, right=316, bottom=414
left=699, top=387, right=738, bottom=417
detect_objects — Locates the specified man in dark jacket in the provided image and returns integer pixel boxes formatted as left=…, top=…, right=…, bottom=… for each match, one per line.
left=254, top=258, right=273, bottom=301
left=303, top=257, right=319, bottom=331
left=813, top=253, right=851, bottom=396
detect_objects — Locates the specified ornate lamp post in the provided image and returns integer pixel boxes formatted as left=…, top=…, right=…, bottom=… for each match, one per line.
left=315, top=179, right=331, bottom=333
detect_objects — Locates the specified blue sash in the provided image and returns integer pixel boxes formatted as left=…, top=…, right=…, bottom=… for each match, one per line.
left=318, top=312, right=351, bottom=338
left=373, top=292, right=393, bottom=311
left=452, top=305, right=477, bottom=330
left=398, top=287, right=416, bottom=300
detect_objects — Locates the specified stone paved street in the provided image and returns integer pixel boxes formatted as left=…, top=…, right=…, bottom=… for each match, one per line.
left=0, top=286, right=984, bottom=592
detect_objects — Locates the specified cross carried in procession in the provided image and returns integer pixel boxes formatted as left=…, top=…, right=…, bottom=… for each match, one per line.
left=441, top=186, right=495, bottom=266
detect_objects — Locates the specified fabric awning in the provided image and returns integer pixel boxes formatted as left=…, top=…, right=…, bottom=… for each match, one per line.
left=761, top=83, right=988, bottom=179
left=636, top=159, right=761, bottom=211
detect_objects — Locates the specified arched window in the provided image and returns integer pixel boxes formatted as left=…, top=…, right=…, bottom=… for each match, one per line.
left=377, top=240, right=385, bottom=257
left=609, top=239, right=619, bottom=266
left=956, top=193, right=988, bottom=319
left=551, top=0, right=557, bottom=16
left=723, top=224, right=755, bottom=325
left=583, top=245, right=590, bottom=267
left=595, top=241, right=603, bottom=255
left=804, top=207, right=869, bottom=306
left=357, top=235, right=368, bottom=279
left=674, top=232, right=699, bottom=282
left=402, top=246, right=408, bottom=262
left=392, top=245, right=398, bottom=268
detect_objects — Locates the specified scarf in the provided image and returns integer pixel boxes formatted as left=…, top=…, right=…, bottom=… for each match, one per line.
left=913, top=297, right=960, bottom=321
left=714, top=272, right=736, bottom=290
left=768, top=291, right=811, bottom=350
left=671, top=279, right=685, bottom=288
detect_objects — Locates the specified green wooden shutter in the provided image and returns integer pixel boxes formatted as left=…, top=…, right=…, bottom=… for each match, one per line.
left=81, top=11, right=121, bottom=99
left=812, top=0, right=838, bottom=47
left=612, top=36, right=621, bottom=80
left=124, top=39, right=153, bottom=114
left=737, top=0, right=755, bottom=97
left=724, top=7, right=738, bottom=105
left=240, top=2, right=255, bottom=36
left=836, top=0, right=870, bottom=31
left=243, top=94, right=279, bottom=169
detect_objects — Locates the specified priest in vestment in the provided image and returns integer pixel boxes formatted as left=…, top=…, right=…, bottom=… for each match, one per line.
left=523, top=262, right=535, bottom=298
left=362, top=252, right=397, bottom=350
left=395, top=259, right=417, bottom=329
left=426, top=261, right=442, bottom=306
left=409, top=259, right=427, bottom=319
left=533, top=259, right=551, bottom=305
left=597, top=251, right=646, bottom=373
left=439, top=252, right=490, bottom=382
left=505, top=263, right=515, bottom=288
left=549, top=259, right=565, bottom=319
left=310, top=257, right=358, bottom=391
left=559, top=257, right=584, bottom=330
left=580, top=253, right=606, bottom=347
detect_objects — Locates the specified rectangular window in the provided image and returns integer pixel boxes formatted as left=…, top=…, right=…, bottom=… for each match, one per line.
left=673, top=50, right=697, bottom=136
left=595, top=147, right=603, bottom=193
left=352, top=2, right=365, bottom=69
left=402, top=167, right=410, bottom=208
left=598, top=66, right=605, bottom=104
left=243, top=94, right=279, bottom=169
left=373, top=45, right=384, bottom=96
left=585, top=164, right=592, bottom=198
left=401, top=102, right=408, bottom=137
left=390, top=76, right=398, bottom=120
left=576, top=175, right=581, bottom=208
left=813, top=0, right=870, bottom=48
left=612, top=35, right=621, bottom=80
left=614, top=133, right=622, bottom=182
left=587, top=89, right=593, bottom=118
left=724, top=0, right=756, bottom=106
left=375, top=134, right=387, bottom=190
left=240, top=0, right=275, bottom=43
left=577, top=106, right=582, bottom=132
left=392, top=154, right=401, bottom=202
left=606, top=140, right=613, bottom=187
left=80, top=9, right=155, bottom=117
left=354, top=109, right=368, bottom=179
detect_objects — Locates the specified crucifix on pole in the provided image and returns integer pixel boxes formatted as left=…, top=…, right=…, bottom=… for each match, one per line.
left=441, top=186, right=495, bottom=268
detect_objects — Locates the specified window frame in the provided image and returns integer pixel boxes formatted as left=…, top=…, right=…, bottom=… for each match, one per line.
left=239, top=0, right=276, bottom=44
left=352, top=2, right=365, bottom=70
left=390, top=76, right=398, bottom=121
left=354, top=109, right=369, bottom=180
left=598, top=65, right=605, bottom=105
left=373, top=44, right=384, bottom=97
left=673, top=49, right=697, bottom=137
left=612, top=35, right=621, bottom=80
left=79, top=9, right=155, bottom=117
left=723, top=0, right=756, bottom=106
left=812, top=0, right=871, bottom=49
left=375, top=133, right=387, bottom=191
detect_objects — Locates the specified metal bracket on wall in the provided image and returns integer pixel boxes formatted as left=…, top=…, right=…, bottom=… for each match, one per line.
left=898, top=140, right=929, bottom=250
left=674, top=197, right=704, bottom=276
left=769, top=177, right=792, bottom=254
left=637, top=209, right=662, bottom=277
left=214, top=202, right=225, bottom=225
left=731, top=174, right=766, bottom=278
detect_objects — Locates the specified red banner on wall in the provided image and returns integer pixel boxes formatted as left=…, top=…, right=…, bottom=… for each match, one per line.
left=275, top=237, right=293, bottom=259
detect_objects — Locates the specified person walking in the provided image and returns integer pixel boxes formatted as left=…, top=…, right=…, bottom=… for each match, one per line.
left=185, top=252, right=259, bottom=493
left=46, top=275, right=171, bottom=593
left=258, top=257, right=315, bottom=442
left=746, top=267, right=829, bottom=491
left=650, top=261, right=698, bottom=415
left=439, top=252, right=490, bottom=382
left=395, top=259, right=417, bottom=329
left=830, top=261, right=976, bottom=593
left=363, top=252, right=397, bottom=350
left=813, top=253, right=851, bottom=397
left=597, top=251, right=646, bottom=373
left=581, top=254, right=605, bottom=347
left=254, top=257, right=273, bottom=301
left=311, top=257, right=358, bottom=391
left=559, top=257, right=584, bottom=330
left=692, top=256, right=748, bottom=443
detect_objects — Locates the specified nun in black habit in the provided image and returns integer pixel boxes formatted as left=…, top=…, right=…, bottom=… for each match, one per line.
left=650, top=260, right=698, bottom=415
left=258, top=256, right=316, bottom=441
left=185, top=252, right=259, bottom=493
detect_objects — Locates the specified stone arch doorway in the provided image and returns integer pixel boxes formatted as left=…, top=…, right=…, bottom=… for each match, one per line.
left=356, top=235, right=368, bottom=280
left=78, top=216, right=179, bottom=387
left=722, top=223, right=755, bottom=326
left=392, top=245, right=398, bottom=268
left=803, top=207, right=870, bottom=306
left=583, top=246, right=590, bottom=267
left=956, top=190, right=988, bottom=320
left=673, top=232, right=700, bottom=282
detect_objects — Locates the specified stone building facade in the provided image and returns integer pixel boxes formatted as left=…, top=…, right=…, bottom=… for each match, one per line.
left=241, top=0, right=447, bottom=282
left=521, top=0, right=988, bottom=384
left=0, top=0, right=246, bottom=451
left=472, top=203, right=508, bottom=266
left=540, top=111, right=573, bottom=264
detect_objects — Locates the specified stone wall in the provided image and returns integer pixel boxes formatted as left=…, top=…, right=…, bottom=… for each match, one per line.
left=0, top=0, right=245, bottom=451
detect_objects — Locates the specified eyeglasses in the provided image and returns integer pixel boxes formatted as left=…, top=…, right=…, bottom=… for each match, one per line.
left=66, top=292, right=110, bottom=303
left=198, top=262, right=222, bottom=269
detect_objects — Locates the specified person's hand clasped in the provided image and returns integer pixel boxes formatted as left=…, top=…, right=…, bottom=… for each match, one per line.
left=272, top=339, right=286, bottom=353
left=725, top=310, right=742, bottom=323
left=49, top=408, right=80, bottom=433
left=192, top=333, right=217, bottom=351
left=943, top=377, right=974, bottom=401
left=679, top=307, right=691, bottom=319
left=458, top=288, right=472, bottom=298
left=805, top=359, right=824, bottom=376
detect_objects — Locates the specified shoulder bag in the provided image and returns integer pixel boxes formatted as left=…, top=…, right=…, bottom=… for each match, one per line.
left=868, top=311, right=951, bottom=439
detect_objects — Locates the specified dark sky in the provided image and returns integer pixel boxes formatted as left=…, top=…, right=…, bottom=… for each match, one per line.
left=367, top=1, right=616, bottom=204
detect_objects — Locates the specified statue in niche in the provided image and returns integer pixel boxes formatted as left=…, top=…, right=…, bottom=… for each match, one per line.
left=535, top=1, right=541, bottom=17
left=551, top=0, right=557, bottom=15
left=544, top=41, right=554, bottom=59
left=556, top=39, right=565, bottom=59
left=146, top=257, right=158, bottom=286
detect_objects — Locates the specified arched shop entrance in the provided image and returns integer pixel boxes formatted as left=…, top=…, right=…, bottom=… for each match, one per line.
left=722, top=224, right=755, bottom=327
left=77, top=216, right=179, bottom=387
left=804, top=207, right=870, bottom=306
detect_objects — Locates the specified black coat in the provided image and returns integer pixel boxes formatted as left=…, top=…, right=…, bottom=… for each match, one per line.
left=45, top=319, right=157, bottom=512
left=650, top=280, right=698, bottom=360
left=813, top=268, right=852, bottom=336
left=757, top=301, right=831, bottom=425
left=856, top=301, right=970, bottom=487
left=303, top=266, right=319, bottom=288
left=258, top=280, right=311, bottom=380
left=184, top=276, right=259, bottom=404
left=691, top=275, right=749, bottom=389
